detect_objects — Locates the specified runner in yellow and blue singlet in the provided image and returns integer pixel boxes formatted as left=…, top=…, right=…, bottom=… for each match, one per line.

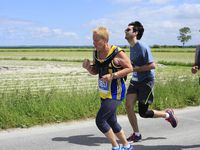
left=82, top=26, right=134, bottom=150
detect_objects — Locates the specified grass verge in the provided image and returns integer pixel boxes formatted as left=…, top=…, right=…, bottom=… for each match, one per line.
left=0, top=78, right=200, bottom=129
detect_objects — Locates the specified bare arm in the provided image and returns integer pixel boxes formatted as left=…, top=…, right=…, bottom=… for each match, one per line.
left=101, top=51, right=133, bottom=82
left=113, top=51, right=133, bottom=77
left=194, top=46, right=200, bottom=65
left=191, top=46, right=200, bottom=74
left=82, top=59, right=98, bottom=75
left=133, top=62, right=156, bottom=72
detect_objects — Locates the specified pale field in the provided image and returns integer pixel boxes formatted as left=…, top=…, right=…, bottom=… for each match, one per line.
left=0, top=51, right=93, bottom=60
left=0, top=60, right=198, bottom=93
left=0, top=60, right=97, bottom=92
left=0, top=50, right=198, bottom=93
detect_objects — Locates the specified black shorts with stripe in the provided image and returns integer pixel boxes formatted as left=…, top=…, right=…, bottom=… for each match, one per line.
left=127, top=78, right=154, bottom=105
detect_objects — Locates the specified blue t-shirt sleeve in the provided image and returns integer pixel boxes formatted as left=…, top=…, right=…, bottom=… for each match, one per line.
left=144, top=47, right=154, bottom=64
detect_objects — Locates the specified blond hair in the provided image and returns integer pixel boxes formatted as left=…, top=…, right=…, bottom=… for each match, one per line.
left=93, top=26, right=109, bottom=42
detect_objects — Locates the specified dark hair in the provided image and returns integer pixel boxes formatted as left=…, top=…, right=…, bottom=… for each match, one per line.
left=128, top=21, right=144, bottom=40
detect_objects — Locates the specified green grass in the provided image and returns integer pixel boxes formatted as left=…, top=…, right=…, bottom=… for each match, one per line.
left=152, top=79, right=200, bottom=110
left=0, top=47, right=195, bottom=52
left=151, top=47, right=195, bottom=52
left=153, top=52, right=194, bottom=64
left=0, top=47, right=195, bottom=66
left=0, top=51, right=93, bottom=61
left=0, top=78, right=199, bottom=129
left=0, top=89, right=100, bottom=129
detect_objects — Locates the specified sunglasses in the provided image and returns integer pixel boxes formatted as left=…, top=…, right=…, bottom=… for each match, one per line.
left=125, top=28, right=131, bottom=32
left=125, top=28, right=137, bottom=33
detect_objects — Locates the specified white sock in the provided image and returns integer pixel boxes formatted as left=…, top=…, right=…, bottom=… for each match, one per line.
left=112, top=146, right=119, bottom=150
left=165, top=112, right=170, bottom=119
left=135, top=132, right=141, bottom=136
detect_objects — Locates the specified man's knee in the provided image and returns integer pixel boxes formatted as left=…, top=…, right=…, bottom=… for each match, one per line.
left=139, top=109, right=154, bottom=118
left=125, top=100, right=133, bottom=111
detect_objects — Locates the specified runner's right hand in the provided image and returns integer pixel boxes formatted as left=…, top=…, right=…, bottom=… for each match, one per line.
left=191, top=66, right=199, bottom=74
left=82, top=59, right=91, bottom=70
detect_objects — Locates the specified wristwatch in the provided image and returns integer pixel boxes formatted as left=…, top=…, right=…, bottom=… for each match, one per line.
left=112, top=72, right=118, bottom=79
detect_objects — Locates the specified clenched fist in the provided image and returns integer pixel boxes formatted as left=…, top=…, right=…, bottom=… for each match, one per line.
left=82, top=59, right=91, bottom=70
left=191, top=66, right=199, bottom=74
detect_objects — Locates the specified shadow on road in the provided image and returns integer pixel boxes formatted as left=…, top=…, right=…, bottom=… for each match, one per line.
left=142, top=136, right=167, bottom=141
left=52, top=134, right=200, bottom=150
left=135, top=144, right=200, bottom=150
left=52, top=134, right=109, bottom=146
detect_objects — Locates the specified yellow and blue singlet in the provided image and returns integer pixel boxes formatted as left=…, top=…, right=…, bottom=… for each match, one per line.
left=94, top=45, right=126, bottom=101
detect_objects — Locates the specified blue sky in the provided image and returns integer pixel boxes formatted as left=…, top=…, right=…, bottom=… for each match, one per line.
left=0, top=0, right=200, bottom=46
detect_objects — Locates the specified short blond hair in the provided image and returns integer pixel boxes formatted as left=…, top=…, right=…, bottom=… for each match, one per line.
left=93, top=26, right=109, bottom=42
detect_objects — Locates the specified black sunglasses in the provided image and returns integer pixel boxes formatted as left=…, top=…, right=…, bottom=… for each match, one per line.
left=125, top=28, right=137, bottom=32
left=125, top=28, right=131, bottom=32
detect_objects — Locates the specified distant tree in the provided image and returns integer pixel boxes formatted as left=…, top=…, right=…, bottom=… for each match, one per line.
left=177, top=27, right=192, bottom=47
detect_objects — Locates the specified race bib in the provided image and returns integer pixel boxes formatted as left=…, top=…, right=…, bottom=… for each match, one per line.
left=132, top=72, right=138, bottom=81
left=98, top=79, right=109, bottom=93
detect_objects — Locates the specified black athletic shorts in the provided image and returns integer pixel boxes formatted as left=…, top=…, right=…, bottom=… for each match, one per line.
left=127, top=78, right=154, bottom=104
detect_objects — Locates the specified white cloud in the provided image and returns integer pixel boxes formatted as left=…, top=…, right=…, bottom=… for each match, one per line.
left=160, top=21, right=180, bottom=28
left=29, top=27, right=78, bottom=39
left=86, top=3, right=200, bottom=45
left=149, top=0, right=173, bottom=5
left=0, top=18, right=32, bottom=25
left=52, top=28, right=78, bottom=38
left=0, top=18, right=78, bottom=45
left=175, top=3, right=200, bottom=19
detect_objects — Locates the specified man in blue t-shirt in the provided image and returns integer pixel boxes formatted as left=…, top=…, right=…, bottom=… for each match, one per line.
left=125, top=21, right=178, bottom=142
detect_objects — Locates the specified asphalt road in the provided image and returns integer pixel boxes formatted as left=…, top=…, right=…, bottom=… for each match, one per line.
left=0, top=106, right=200, bottom=150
